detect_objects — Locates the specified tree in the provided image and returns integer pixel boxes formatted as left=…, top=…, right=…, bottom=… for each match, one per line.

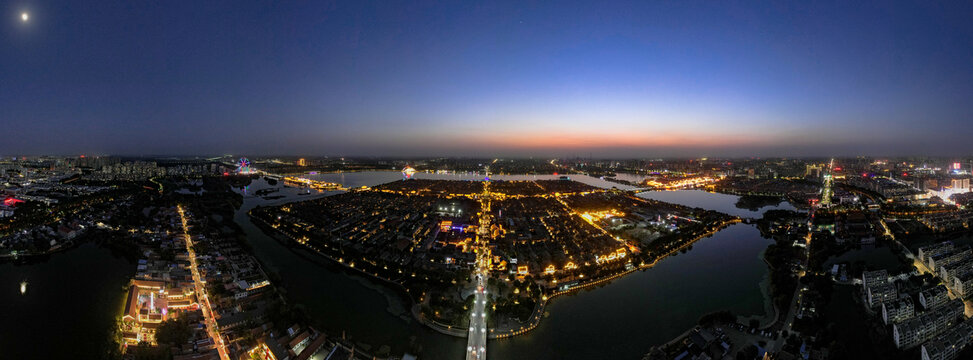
left=130, top=341, right=170, bottom=360
left=155, top=314, right=191, bottom=347
left=737, top=344, right=758, bottom=360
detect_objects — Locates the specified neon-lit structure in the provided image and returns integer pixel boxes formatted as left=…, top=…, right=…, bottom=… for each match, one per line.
left=3, top=197, right=24, bottom=207
left=236, top=157, right=253, bottom=174
left=402, top=166, right=416, bottom=180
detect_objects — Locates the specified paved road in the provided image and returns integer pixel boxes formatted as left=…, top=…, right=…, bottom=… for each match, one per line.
left=178, top=206, right=230, bottom=360
left=467, top=186, right=492, bottom=360
left=466, top=269, right=488, bottom=360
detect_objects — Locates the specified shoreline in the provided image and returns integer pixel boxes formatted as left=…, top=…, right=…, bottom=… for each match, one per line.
left=0, top=239, right=78, bottom=262
left=651, top=230, right=788, bottom=355
left=492, top=218, right=744, bottom=339
left=253, top=210, right=744, bottom=341
left=248, top=213, right=470, bottom=339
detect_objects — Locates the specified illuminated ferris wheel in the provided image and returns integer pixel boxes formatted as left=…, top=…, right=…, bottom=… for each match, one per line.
left=402, top=166, right=416, bottom=179
left=236, top=157, right=253, bottom=174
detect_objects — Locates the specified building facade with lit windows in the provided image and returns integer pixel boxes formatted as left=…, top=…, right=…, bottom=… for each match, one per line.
left=892, top=300, right=964, bottom=349
left=867, top=282, right=897, bottom=308
left=883, top=297, right=915, bottom=325
left=928, top=247, right=972, bottom=271
left=952, top=272, right=973, bottom=298
left=862, top=269, right=889, bottom=289
left=920, top=285, right=950, bottom=310
left=919, top=243, right=956, bottom=266
left=920, top=318, right=973, bottom=360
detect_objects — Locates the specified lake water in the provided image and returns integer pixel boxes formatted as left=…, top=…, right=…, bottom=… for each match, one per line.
left=0, top=242, right=133, bottom=359
left=637, top=189, right=799, bottom=218
left=234, top=174, right=774, bottom=359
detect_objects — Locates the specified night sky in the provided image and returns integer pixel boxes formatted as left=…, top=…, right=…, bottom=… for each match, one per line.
left=3, top=1, right=973, bottom=157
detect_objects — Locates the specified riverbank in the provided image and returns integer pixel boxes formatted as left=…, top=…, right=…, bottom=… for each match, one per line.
left=653, top=245, right=783, bottom=357
left=250, top=213, right=471, bottom=338
left=492, top=218, right=744, bottom=339
left=0, top=239, right=77, bottom=261
left=639, top=189, right=802, bottom=220
left=252, top=207, right=747, bottom=341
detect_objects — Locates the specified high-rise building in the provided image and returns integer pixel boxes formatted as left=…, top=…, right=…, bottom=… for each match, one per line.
left=298, top=158, right=306, bottom=167
left=806, top=164, right=823, bottom=178
left=952, top=178, right=970, bottom=192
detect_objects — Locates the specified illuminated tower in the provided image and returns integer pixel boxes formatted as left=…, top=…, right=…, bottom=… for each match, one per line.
left=820, top=159, right=834, bottom=207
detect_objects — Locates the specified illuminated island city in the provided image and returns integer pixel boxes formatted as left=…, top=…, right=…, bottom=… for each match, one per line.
left=5, top=2, right=973, bottom=360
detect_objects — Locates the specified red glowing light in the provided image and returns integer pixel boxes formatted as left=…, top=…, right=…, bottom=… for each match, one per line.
left=833, top=167, right=842, bottom=171
left=3, top=197, right=24, bottom=206
left=553, top=172, right=558, bottom=176
left=223, top=172, right=229, bottom=176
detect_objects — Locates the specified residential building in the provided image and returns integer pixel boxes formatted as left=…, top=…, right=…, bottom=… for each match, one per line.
left=919, top=243, right=955, bottom=266
left=883, top=297, right=915, bottom=325
left=953, top=272, right=973, bottom=298
left=921, top=318, right=973, bottom=360
left=929, top=247, right=972, bottom=273
left=862, top=269, right=889, bottom=289
left=940, top=259, right=973, bottom=285
left=921, top=285, right=950, bottom=310
left=867, top=282, right=897, bottom=308
left=893, top=300, right=964, bottom=349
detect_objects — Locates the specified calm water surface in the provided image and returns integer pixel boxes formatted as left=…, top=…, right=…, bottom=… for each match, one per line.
left=0, top=243, right=132, bottom=359
left=638, top=189, right=798, bottom=218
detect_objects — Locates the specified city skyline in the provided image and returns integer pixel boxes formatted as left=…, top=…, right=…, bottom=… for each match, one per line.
left=5, top=1, right=973, bottom=157
left=6, top=2, right=973, bottom=359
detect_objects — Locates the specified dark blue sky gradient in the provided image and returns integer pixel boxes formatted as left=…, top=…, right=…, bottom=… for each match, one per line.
left=3, top=1, right=973, bottom=157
